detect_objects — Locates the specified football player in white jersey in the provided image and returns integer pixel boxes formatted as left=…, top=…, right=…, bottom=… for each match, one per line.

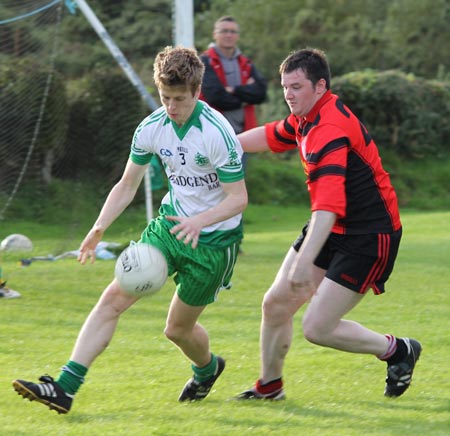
left=13, top=46, right=248, bottom=413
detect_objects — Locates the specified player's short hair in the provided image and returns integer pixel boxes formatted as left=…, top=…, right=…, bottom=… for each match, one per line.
left=214, top=15, right=237, bottom=27
left=280, top=48, right=331, bottom=89
left=153, top=46, right=205, bottom=95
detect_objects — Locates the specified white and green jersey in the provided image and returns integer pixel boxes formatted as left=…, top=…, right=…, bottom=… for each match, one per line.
left=130, top=100, right=245, bottom=248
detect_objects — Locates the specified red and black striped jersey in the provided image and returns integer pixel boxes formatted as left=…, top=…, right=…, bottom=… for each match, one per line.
left=265, top=91, right=401, bottom=235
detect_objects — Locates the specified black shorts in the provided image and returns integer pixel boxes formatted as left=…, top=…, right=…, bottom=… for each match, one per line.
left=293, top=222, right=402, bottom=295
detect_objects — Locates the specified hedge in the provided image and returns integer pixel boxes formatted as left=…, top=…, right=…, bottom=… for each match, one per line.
left=332, top=69, right=450, bottom=159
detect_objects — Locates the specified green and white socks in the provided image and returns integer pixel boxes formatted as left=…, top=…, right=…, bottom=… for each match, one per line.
left=56, top=360, right=88, bottom=395
left=192, top=354, right=218, bottom=382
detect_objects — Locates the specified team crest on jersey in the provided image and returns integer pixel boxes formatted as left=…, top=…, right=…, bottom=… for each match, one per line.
left=228, top=149, right=239, bottom=165
left=194, top=152, right=209, bottom=166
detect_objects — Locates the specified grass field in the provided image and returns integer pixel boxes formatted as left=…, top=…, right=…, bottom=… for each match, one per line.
left=1, top=205, right=449, bottom=436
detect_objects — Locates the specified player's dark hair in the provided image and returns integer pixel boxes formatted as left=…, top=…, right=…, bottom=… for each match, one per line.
left=280, top=48, right=331, bottom=89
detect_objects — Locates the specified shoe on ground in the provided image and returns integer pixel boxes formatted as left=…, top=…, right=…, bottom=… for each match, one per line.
left=178, top=356, right=225, bottom=402
left=0, top=285, right=21, bottom=299
left=12, top=375, right=73, bottom=414
left=235, top=384, right=285, bottom=401
left=384, top=337, right=422, bottom=398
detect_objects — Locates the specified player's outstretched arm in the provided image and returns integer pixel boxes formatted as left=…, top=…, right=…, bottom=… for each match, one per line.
left=238, top=126, right=270, bottom=153
left=78, top=159, right=147, bottom=264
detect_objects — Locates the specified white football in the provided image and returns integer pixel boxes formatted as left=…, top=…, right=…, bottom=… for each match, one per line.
left=114, top=242, right=168, bottom=297
left=0, top=233, right=33, bottom=252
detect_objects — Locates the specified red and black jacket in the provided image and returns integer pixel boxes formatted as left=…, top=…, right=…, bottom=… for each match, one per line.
left=199, top=46, right=267, bottom=131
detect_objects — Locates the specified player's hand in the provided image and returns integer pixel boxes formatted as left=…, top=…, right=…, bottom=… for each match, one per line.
left=166, top=215, right=201, bottom=249
left=287, top=256, right=318, bottom=299
left=78, top=226, right=104, bottom=264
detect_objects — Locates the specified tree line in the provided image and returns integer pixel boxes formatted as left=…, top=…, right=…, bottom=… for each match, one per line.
left=1, top=0, right=449, bottom=214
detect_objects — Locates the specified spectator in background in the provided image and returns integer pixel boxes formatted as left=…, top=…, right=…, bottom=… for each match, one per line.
left=199, top=15, right=267, bottom=169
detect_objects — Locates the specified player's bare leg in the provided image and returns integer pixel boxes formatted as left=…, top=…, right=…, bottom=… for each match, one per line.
left=302, top=279, right=389, bottom=353
left=302, top=279, right=421, bottom=397
left=165, top=293, right=225, bottom=402
left=12, top=280, right=138, bottom=413
left=237, top=248, right=323, bottom=399
left=70, top=280, right=139, bottom=367
left=165, top=293, right=210, bottom=366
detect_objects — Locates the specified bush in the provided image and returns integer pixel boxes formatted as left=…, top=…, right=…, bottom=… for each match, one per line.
left=58, top=68, right=147, bottom=190
left=0, top=58, right=68, bottom=186
left=332, top=70, right=450, bottom=158
left=245, top=153, right=309, bottom=206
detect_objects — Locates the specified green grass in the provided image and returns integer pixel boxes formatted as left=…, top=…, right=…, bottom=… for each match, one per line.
left=1, top=205, right=449, bottom=436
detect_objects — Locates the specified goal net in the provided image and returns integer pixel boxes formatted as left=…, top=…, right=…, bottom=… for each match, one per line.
left=0, top=0, right=66, bottom=220
left=0, top=1, right=168, bottom=243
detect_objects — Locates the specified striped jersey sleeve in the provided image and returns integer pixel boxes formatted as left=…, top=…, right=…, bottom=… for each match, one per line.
left=264, top=92, right=401, bottom=235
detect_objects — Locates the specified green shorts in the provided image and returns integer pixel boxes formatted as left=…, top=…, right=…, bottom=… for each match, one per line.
left=139, top=215, right=240, bottom=306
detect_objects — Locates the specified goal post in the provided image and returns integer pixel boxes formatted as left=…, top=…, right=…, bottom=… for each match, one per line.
left=173, top=0, right=194, bottom=48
